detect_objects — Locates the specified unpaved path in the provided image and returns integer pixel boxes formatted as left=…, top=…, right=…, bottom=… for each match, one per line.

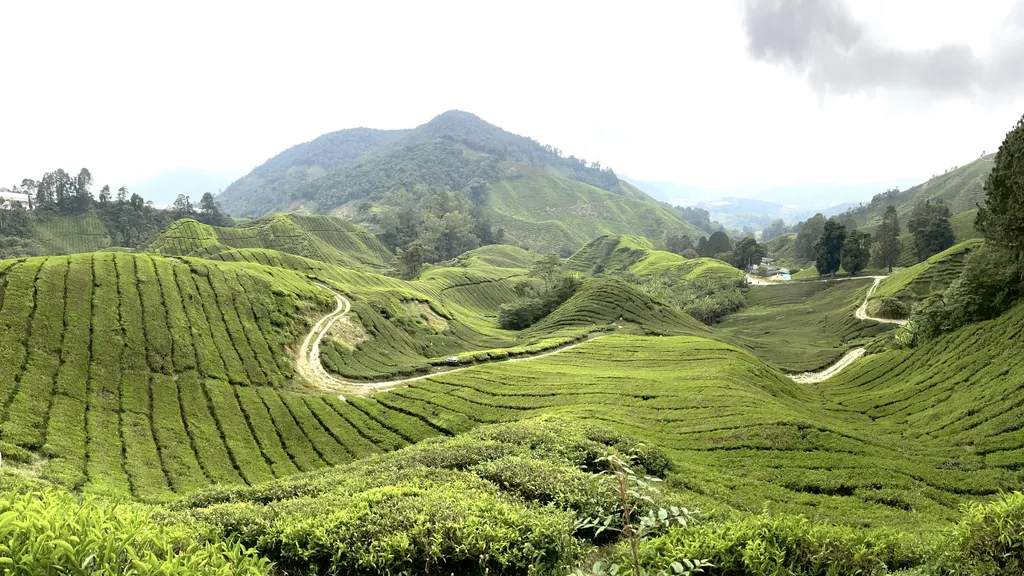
left=784, top=275, right=906, bottom=383
left=855, top=277, right=908, bottom=325
left=788, top=347, right=867, bottom=384
left=297, top=287, right=602, bottom=398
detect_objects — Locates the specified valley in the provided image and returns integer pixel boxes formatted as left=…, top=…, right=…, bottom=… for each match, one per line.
left=1, top=110, right=1022, bottom=576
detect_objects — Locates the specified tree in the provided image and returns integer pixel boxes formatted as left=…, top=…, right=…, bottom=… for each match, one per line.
left=200, top=192, right=218, bottom=214
left=908, top=200, right=955, bottom=260
left=662, top=232, right=693, bottom=255
left=732, top=237, right=765, bottom=270
left=814, top=219, right=847, bottom=277
left=762, top=219, right=788, bottom=242
left=117, top=186, right=128, bottom=204
left=395, top=241, right=425, bottom=279
left=795, top=213, right=826, bottom=261
left=700, top=231, right=732, bottom=258
left=977, top=113, right=1024, bottom=274
left=98, top=185, right=111, bottom=205
left=172, top=194, right=194, bottom=216
left=874, top=205, right=901, bottom=272
left=529, top=253, right=562, bottom=290
left=841, top=230, right=872, bottom=276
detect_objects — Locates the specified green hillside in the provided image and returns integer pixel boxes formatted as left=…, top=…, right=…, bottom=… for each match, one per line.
left=851, top=155, right=994, bottom=232
left=217, top=111, right=704, bottom=254
left=873, top=238, right=983, bottom=303
left=717, top=279, right=890, bottom=372
left=0, top=253, right=334, bottom=500
left=2, top=240, right=1024, bottom=573
left=31, top=211, right=112, bottom=254
left=149, top=213, right=394, bottom=270
left=487, top=169, right=703, bottom=252
left=565, top=234, right=742, bottom=283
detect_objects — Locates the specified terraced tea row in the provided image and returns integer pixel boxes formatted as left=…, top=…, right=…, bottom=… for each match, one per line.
left=0, top=253, right=370, bottom=501
left=333, top=333, right=1021, bottom=531
left=149, top=214, right=393, bottom=270
left=825, top=298, right=1024, bottom=473
left=716, top=278, right=891, bottom=372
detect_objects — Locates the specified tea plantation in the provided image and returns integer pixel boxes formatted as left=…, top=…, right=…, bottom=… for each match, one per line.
left=0, top=238, right=1022, bottom=574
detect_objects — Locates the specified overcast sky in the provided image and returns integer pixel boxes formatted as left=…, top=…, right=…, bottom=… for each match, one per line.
left=2, top=0, right=1022, bottom=197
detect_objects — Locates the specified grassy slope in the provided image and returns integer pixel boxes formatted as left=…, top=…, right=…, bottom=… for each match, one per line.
left=854, top=155, right=994, bottom=233
left=716, top=279, right=890, bottom=372
left=873, top=238, right=983, bottom=302
left=488, top=168, right=706, bottom=253
left=31, top=211, right=111, bottom=254
left=451, top=244, right=541, bottom=269
left=0, top=253, right=336, bottom=502
left=149, top=214, right=393, bottom=270
left=1, top=241, right=1022, bottom=545
left=565, top=234, right=742, bottom=283
left=824, top=298, right=1024, bottom=490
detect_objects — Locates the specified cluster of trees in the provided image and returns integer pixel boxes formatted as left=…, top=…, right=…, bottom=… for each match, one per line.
left=761, top=219, right=795, bottom=242
left=170, top=193, right=233, bottom=227
left=909, top=114, right=1024, bottom=342
left=2, top=167, right=234, bottom=254
left=907, top=200, right=956, bottom=261
left=372, top=189, right=504, bottom=264
left=807, top=219, right=874, bottom=277
left=664, top=230, right=768, bottom=272
left=497, top=254, right=581, bottom=329
left=660, top=232, right=697, bottom=258
left=791, top=199, right=953, bottom=277
left=675, top=207, right=717, bottom=234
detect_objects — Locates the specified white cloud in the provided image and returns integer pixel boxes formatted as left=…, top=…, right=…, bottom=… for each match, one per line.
left=0, top=0, right=1020, bottom=197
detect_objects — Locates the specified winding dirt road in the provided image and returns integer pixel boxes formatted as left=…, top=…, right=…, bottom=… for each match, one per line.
left=296, top=288, right=602, bottom=398
left=298, top=273, right=904, bottom=395
left=785, top=275, right=906, bottom=383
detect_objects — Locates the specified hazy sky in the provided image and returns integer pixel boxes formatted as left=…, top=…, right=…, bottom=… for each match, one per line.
left=2, top=0, right=1022, bottom=196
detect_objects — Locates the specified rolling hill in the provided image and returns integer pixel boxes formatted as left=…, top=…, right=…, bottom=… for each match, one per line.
left=148, top=213, right=395, bottom=270
left=217, top=111, right=705, bottom=253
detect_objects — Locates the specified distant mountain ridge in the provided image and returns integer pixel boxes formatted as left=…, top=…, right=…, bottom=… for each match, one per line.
left=218, top=111, right=706, bottom=253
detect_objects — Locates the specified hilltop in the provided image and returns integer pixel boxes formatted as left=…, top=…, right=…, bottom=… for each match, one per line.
left=217, top=111, right=705, bottom=254
left=148, top=213, right=394, bottom=271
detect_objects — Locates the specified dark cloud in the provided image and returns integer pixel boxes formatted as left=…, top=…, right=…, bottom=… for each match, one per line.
left=743, top=0, right=1024, bottom=98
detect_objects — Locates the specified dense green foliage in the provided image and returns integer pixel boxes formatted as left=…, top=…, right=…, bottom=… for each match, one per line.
left=873, top=205, right=902, bottom=272
left=217, top=111, right=704, bottom=255
left=977, top=113, right=1024, bottom=271
left=908, top=200, right=956, bottom=261
left=0, top=478, right=270, bottom=574
left=840, top=229, right=871, bottom=276
left=177, top=418, right=672, bottom=575
left=499, top=274, right=582, bottom=330
left=813, top=219, right=846, bottom=277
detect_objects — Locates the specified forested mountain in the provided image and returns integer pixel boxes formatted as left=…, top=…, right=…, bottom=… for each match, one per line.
left=218, top=111, right=705, bottom=255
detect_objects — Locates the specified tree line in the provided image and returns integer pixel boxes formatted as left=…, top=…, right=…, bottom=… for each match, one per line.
left=2, top=167, right=232, bottom=257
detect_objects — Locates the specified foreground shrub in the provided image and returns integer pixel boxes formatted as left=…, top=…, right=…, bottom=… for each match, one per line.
left=195, top=475, right=583, bottom=575
left=0, top=488, right=270, bottom=575
left=183, top=417, right=671, bottom=575
left=934, top=491, right=1024, bottom=575
left=633, top=514, right=923, bottom=576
